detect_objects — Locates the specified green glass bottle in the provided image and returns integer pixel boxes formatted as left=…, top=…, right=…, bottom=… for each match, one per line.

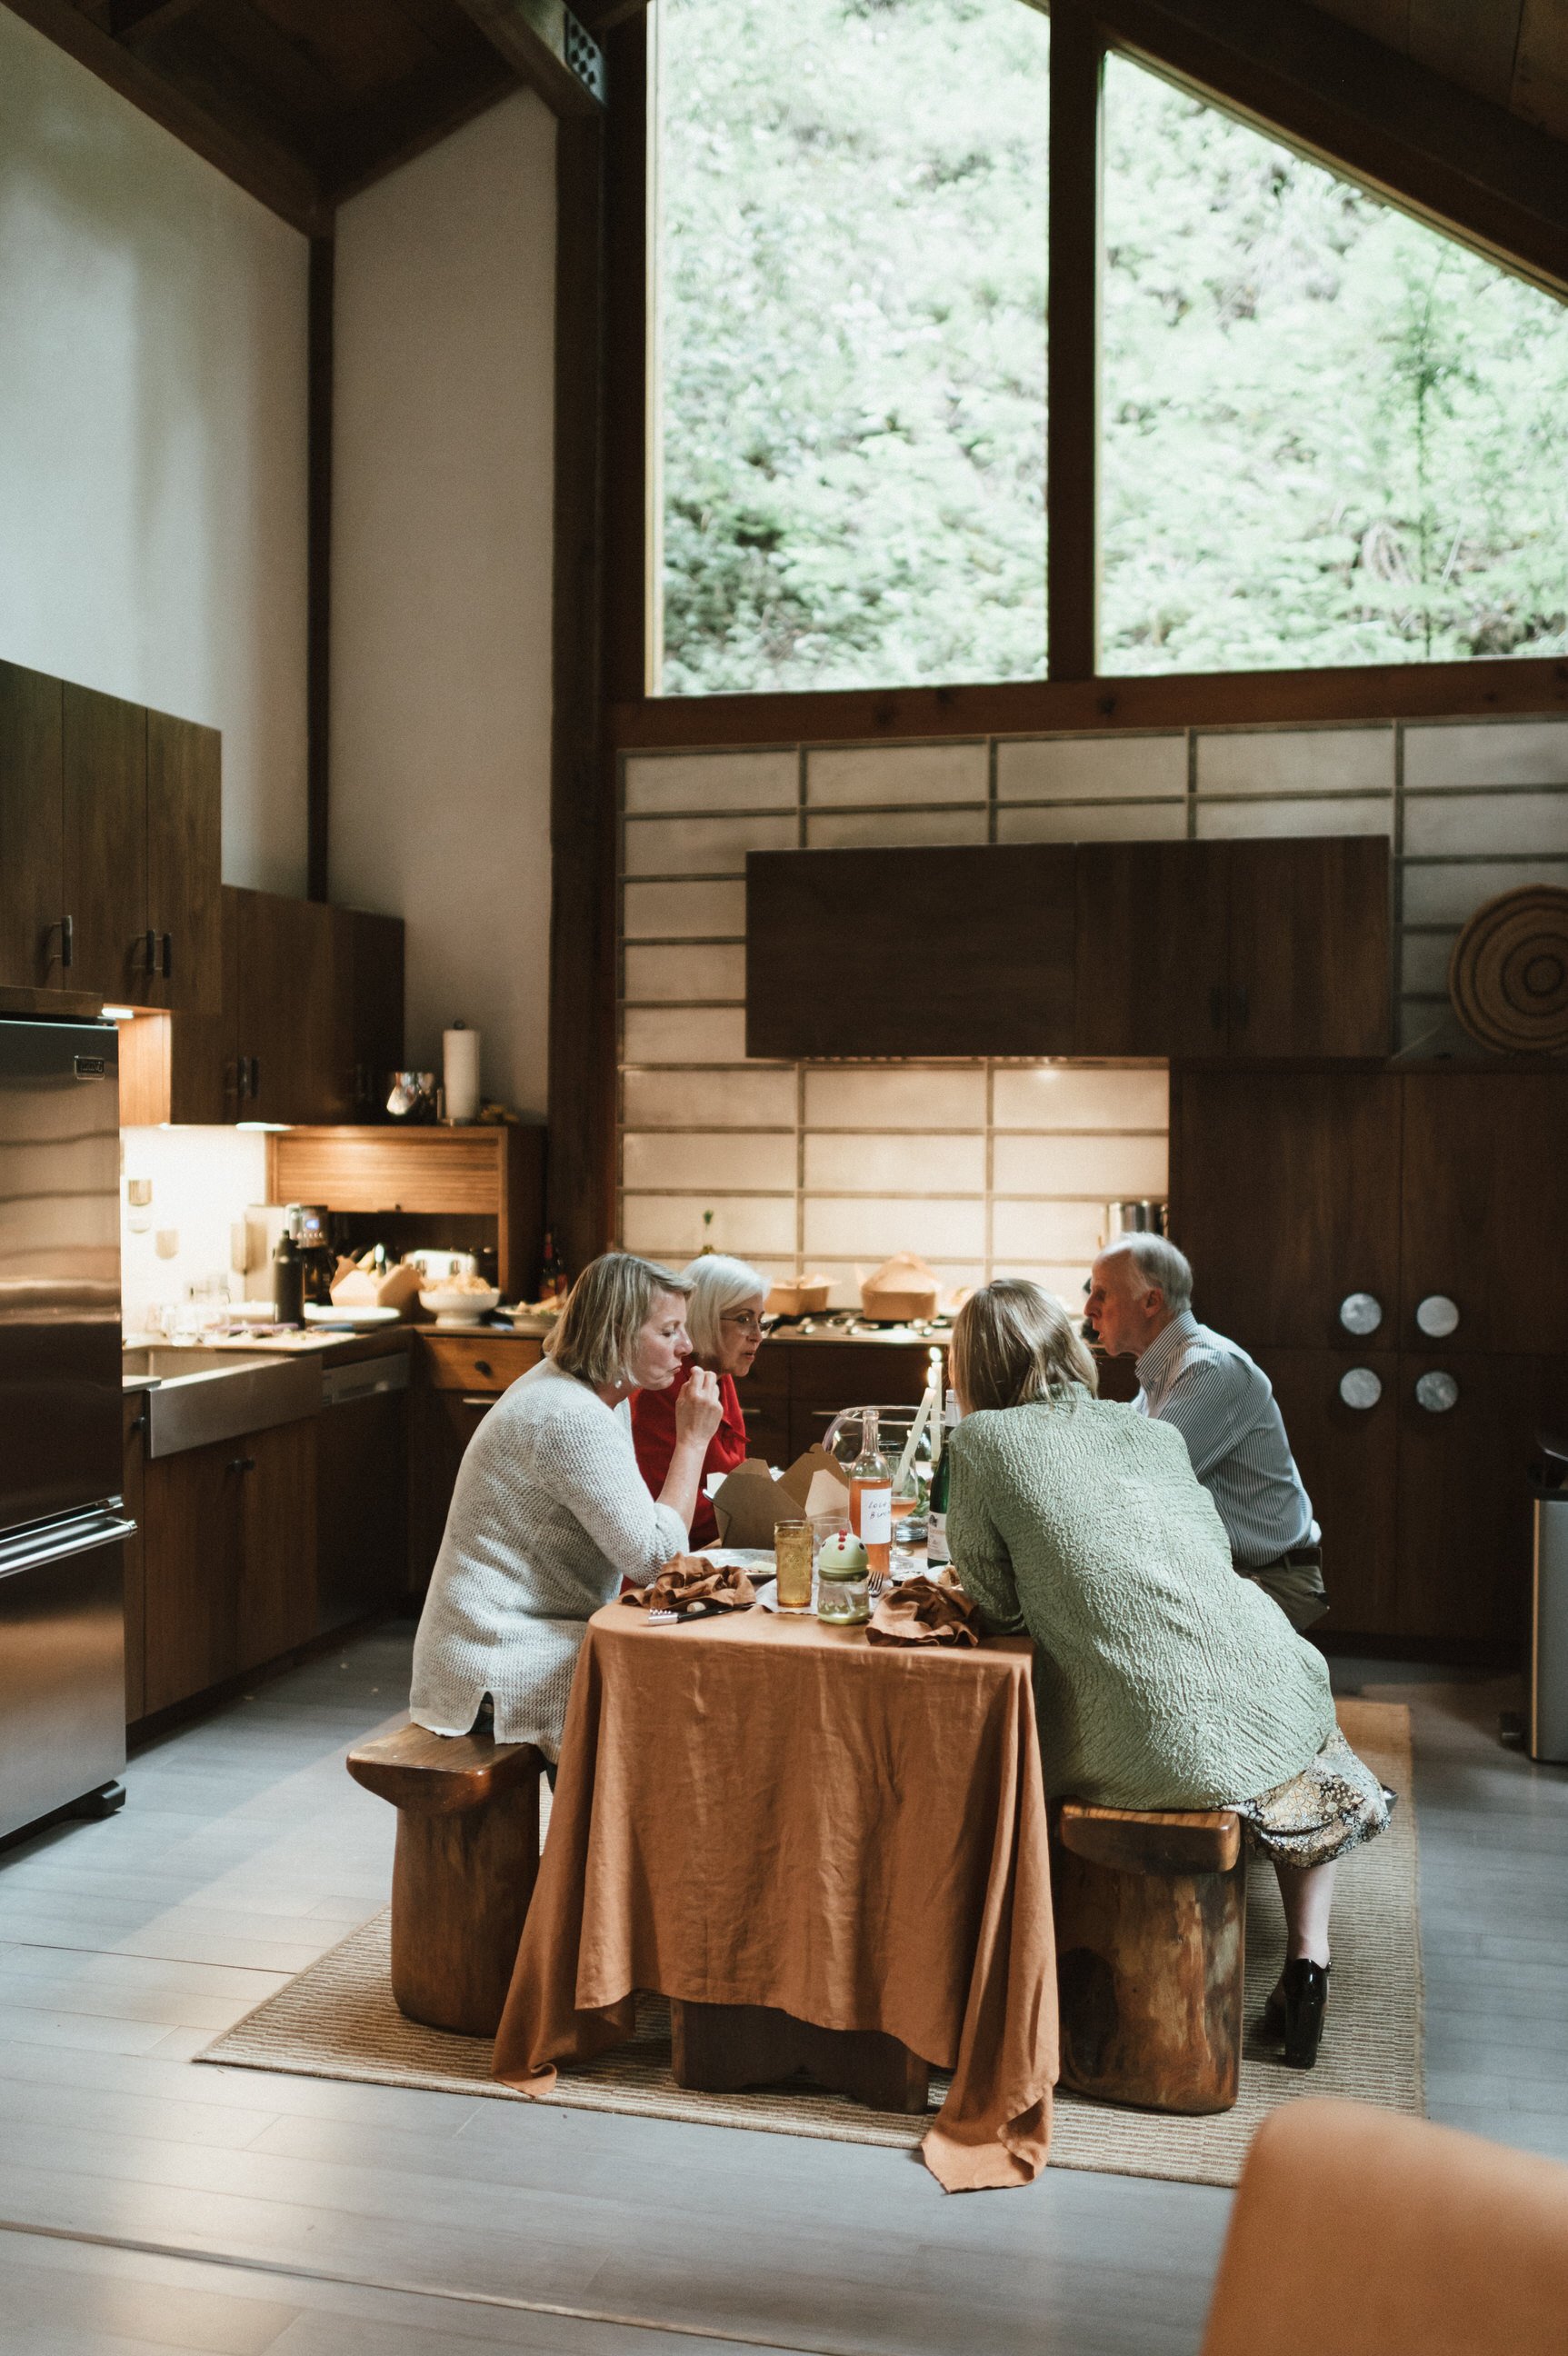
left=925, top=1394, right=958, bottom=1569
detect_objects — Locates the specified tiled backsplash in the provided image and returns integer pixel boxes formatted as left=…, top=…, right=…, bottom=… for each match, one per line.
left=618, top=714, right=1568, bottom=1304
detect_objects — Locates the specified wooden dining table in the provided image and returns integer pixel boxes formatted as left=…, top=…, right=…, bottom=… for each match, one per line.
left=491, top=1596, right=1057, bottom=2191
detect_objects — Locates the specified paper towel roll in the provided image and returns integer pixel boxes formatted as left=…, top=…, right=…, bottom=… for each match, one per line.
left=443, top=1025, right=481, bottom=1123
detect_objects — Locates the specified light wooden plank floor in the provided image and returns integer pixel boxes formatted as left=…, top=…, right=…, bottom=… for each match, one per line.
left=0, top=1630, right=1563, bottom=2356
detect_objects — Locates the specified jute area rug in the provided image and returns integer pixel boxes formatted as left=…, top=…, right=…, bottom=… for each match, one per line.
left=197, top=1699, right=1422, bottom=2189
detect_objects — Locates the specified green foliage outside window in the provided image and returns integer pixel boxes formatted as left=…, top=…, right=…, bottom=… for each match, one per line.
left=1101, top=55, right=1568, bottom=673
left=655, top=0, right=1568, bottom=693
left=656, top=0, right=1049, bottom=694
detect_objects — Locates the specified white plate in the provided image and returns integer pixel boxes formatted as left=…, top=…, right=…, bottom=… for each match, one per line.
left=698, top=1548, right=775, bottom=1572
left=305, top=1303, right=404, bottom=1330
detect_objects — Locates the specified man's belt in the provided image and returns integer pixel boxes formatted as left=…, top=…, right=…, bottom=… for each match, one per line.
left=1236, top=1543, right=1323, bottom=1572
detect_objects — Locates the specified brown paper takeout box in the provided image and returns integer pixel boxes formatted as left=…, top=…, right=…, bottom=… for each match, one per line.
left=711, top=1444, right=851, bottom=1548
left=858, top=1252, right=941, bottom=1323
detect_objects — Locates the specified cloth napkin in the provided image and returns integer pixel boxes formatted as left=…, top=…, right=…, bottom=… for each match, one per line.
left=867, top=1568, right=983, bottom=1649
left=623, top=1555, right=756, bottom=1617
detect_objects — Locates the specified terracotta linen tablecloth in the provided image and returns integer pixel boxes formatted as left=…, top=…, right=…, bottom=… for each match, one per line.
left=491, top=1602, right=1056, bottom=2191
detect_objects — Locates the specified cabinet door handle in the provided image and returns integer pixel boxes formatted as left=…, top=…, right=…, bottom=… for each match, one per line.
left=1209, top=984, right=1225, bottom=1032
left=1339, top=1367, right=1383, bottom=1411
left=144, top=928, right=159, bottom=973
left=473, top=1359, right=493, bottom=1378
left=227, top=1455, right=257, bottom=1473
left=249, top=1056, right=261, bottom=1098
left=60, top=913, right=74, bottom=970
left=235, top=1057, right=250, bottom=1103
left=460, top=1395, right=496, bottom=1411
left=1233, top=983, right=1249, bottom=1028
left=1414, top=1372, right=1458, bottom=1414
left=161, top=933, right=173, bottom=979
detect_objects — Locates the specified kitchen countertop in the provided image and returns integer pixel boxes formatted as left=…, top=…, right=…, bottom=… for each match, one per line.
left=123, top=1325, right=417, bottom=1371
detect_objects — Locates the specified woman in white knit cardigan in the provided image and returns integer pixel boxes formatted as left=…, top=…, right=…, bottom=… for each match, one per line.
left=410, top=1253, right=722, bottom=1762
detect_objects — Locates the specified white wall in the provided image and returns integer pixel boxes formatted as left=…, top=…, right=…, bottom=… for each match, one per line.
left=0, top=9, right=309, bottom=895
left=331, top=93, right=556, bottom=1121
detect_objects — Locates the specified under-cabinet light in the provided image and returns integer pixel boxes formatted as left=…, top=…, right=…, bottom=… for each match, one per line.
left=100, top=1004, right=138, bottom=1021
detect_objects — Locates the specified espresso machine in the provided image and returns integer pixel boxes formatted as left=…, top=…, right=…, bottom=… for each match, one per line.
left=287, top=1203, right=335, bottom=1306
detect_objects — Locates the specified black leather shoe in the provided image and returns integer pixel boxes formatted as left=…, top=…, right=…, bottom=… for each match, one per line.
left=1281, top=1959, right=1330, bottom=2069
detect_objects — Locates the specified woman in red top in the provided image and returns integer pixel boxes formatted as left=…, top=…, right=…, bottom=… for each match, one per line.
left=632, top=1254, right=768, bottom=1546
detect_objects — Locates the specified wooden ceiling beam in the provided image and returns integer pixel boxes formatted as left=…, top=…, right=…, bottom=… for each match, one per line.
left=319, top=46, right=519, bottom=204
left=571, top=0, right=645, bottom=33
left=4, top=0, right=325, bottom=230
left=1079, top=0, right=1568, bottom=296
left=450, top=0, right=605, bottom=118
left=109, top=0, right=205, bottom=39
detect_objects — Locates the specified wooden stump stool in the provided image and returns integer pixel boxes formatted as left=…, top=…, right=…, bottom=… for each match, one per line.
left=1052, top=1801, right=1246, bottom=2115
left=346, top=1722, right=543, bottom=2038
left=670, top=1999, right=931, bottom=2114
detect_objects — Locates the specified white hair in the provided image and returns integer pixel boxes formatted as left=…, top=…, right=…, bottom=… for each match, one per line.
left=1099, top=1233, right=1193, bottom=1316
left=681, top=1253, right=769, bottom=1359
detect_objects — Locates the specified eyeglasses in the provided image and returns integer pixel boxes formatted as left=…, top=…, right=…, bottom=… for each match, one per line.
left=720, top=1312, right=766, bottom=1336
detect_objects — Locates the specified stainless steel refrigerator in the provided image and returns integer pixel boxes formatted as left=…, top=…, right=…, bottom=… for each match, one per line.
left=0, top=1017, right=133, bottom=1843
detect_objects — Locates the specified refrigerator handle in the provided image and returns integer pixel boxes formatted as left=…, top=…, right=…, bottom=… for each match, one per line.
left=0, top=1511, right=136, bottom=1584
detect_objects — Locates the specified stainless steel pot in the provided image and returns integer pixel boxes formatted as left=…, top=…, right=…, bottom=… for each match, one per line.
left=1104, top=1200, right=1166, bottom=1242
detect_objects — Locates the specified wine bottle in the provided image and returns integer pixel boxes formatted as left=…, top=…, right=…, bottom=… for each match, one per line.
left=540, top=1228, right=566, bottom=1301
left=925, top=1393, right=959, bottom=1569
left=849, top=1408, right=894, bottom=1579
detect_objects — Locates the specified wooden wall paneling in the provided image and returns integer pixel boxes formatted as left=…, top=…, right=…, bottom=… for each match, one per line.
left=306, top=231, right=333, bottom=904
left=1170, top=1067, right=1402, bottom=1350
left=235, top=1416, right=317, bottom=1672
left=0, top=0, right=325, bottom=232
left=1514, top=0, right=1568, bottom=141
left=0, top=661, right=65, bottom=991
left=1407, top=0, right=1526, bottom=106
left=609, top=654, right=1568, bottom=754
left=1046, top=4, right=1104, bottom=683
left=1256, top=1346, right=1400, bottom=1635
left=1226, top=835, right=1391, bottom=1057
left=1400, top=1073, right=1568, bottom=1353
left=1396, top=1349, right=1541, bottom=1649
left=498, top=1121, right=546, bottom=1302
left=546, top=20, right=628, bottom=1274
left=451, top=0, right=607, bottom=118
left=62, top=684, right=148, bottom=1003
left=271, top=1125, right=505, bottom=1215
left=745, top=845, right=1077, bottom=1060
left=1076, top=841, right=1229, bottom=1058
left=145, top=708, right=222, bottom=1016
left=1088, top=0, right=1568, bottom=298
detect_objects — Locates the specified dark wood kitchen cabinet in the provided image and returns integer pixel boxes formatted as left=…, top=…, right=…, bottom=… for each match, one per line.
left=145, top=709, right=223, bottom=1017
left=141, top=1416, right=317, bottom=1716
left=747, top=836, right=1388, bottom=1062
left=0, top=660, right=67, bottom=989
left=746, top=844, right=1078, bottom=1060
left=229, top=885, right=339, bottom=1123
left=1395, top=1353, right=1545, bottom=1650
left=62, top=682, right=148, bottom=1003
left=317, top=1376, right=408, bottom=1634
left=1255, top=1348, right=1400, bottom=1638
left=1075, top=841, right=1230, bottom=1059
left=1400, top=1073, right=1568, bottom=1355
left=1079, top=836, right=1390, bottom=1061
left=334, top=906, right=406, bottom=1120
left=0, top=663, right=223, bottom=1010
left=1171, top=1067, right=1402, bottom=1350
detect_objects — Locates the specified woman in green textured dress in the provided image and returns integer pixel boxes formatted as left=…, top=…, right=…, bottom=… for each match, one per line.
left=945, top=1279, right=1391, bottom=2070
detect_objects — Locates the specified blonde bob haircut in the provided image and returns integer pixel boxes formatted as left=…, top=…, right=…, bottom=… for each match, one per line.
left=951, top=1279, right=1098, bottom=1413
left=681, top=1253, right=769, bottom=1360
left=544, top=1252, right=693, bottom=1388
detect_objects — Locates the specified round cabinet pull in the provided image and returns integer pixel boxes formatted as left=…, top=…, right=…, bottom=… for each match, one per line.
left=1414, top=1371, right=1459, bottom=1414
left=1339, top=1366, right=1383, bottom=1411
left=1415, top=1293, right=1460, bottom=1339
left=1339, top=1293, right=1383, bottom=1336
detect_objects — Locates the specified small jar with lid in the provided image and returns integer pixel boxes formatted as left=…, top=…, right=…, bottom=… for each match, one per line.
left=814, top=1530, right=872, bottom=1624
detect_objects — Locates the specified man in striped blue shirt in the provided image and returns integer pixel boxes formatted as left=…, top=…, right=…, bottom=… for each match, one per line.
left=1085, top=1233, right=1328, bottom=1631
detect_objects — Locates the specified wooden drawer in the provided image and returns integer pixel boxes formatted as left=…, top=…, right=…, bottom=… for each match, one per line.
left=418, top=1333, right=543, bottom=1394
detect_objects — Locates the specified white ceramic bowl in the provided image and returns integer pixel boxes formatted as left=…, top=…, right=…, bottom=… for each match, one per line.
left=418, top=1283, right=501, bottom=1328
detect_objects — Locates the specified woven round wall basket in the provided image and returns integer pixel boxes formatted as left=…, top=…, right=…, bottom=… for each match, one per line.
left=1448, top=884, right=1568, bottom=1055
